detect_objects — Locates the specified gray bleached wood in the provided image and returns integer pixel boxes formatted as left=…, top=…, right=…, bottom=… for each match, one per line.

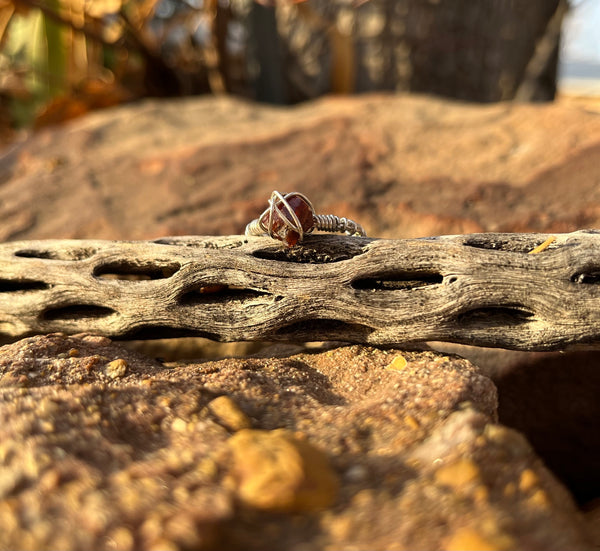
left=1, top=231, right=599, bottom=350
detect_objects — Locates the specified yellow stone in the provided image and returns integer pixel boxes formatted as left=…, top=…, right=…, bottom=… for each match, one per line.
left=197, top=457, right=218, bottom=478
left=228, top=429, right=339, bottom=513
left=351, top=489, right=376, bottom=507
left=386, top=355, right=408, bottom=371
left=106, top=527, right=134, bottom=551
left=105, top=358, right=127, bottom=379
left=173, top=485, right=190, bottom=503
left=529, top=488, right=550, bottom=509
left=404, top=415, right=420, bottom=430
left=518, top=468, right=540, bottom=493
left=435, top=458, right=481, bottom=489
left=445, top=527, right=514, bottom=551
left=327, top=515, right=355, bottom=540
left=0, top=501, right=20, bottom=533
left=171, top=418, right=188, bottom=433
left=208, top=396, right=252, bottom=431
left=158, top=396, right=172, bottom=408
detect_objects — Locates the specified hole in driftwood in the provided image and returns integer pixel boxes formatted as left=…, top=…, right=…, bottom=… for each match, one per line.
left=179, top=285, right=270, bottom=305
left=118, top=326, right=221, bottom=341
left=42, top=305, right=116, bottom=321
left=14, top=247, right=97, bottom=260
left=352, top=272, right=443, bottom=291
left=253, top=236, right=366, bottom=264
left=462, top=235, right=545, bottom=253
left=571, top=272, right=600, bottom=284
left=456, top=306, right=534, bottom=326
left=0, top=279, right=49, bottom=292
left=153, top=237, right=203, bottom=246
left=275, top=319, right=372, bottom=339
left=94, top=261, right=180, bottom=281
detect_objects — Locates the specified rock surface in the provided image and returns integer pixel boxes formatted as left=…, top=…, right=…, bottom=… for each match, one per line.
left=0, top=333, right=593, bottom=550
left=1, top=94, right=600, bottom=242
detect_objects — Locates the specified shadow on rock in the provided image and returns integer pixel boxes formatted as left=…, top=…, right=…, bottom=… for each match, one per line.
left=495, top=350, right=600, bottom=505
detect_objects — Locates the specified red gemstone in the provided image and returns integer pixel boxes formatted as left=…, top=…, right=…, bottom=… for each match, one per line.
left=260, top=193, right=314, bottom=247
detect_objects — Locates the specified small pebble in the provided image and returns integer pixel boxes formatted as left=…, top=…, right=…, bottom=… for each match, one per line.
left=106, top=527, right=134, bottom=551
left=81, top=335, right=112, bottom=345
left=404, top=415, right=420, bottom=430
left=228, top=428, right=339, bottom=513
left=345, top=464, right=368, bottom=482
left=105, top=359, right=128, bottom=379
left=445, top=526, right=515, bottom=551
left=518, top=468, right=539, bottom=493
left=385, top=355, right=408, bottom=371
left=207, top=396, right=252, bottom=431
left=435, top=458, right=481, bottom=489
left=528, top=488, right=550, bottom=509
left=171, top=418, right=188, bottom=433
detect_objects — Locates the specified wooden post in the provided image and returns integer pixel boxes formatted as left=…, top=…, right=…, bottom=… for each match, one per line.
left=1, top=231, right=599, bottom=351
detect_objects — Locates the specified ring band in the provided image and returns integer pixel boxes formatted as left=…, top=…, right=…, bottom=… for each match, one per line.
left=245, top=191, right=366, bottom=247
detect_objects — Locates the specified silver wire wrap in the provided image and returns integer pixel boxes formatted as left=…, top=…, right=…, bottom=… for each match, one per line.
left=245, top=191, right=366, bottom=242
left=313, top=214, right=366, bottom=237
left=244, top=218, right=266, bottom=237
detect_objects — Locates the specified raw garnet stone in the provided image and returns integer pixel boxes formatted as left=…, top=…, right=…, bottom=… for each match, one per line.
left=260, top=193, right=314, bottom=247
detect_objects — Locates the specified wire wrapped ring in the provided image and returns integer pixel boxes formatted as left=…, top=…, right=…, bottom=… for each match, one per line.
left=245, top=191, right=366, bottom=247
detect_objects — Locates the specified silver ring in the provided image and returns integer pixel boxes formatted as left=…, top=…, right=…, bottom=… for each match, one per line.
left=245, top=191, right=366, bottom=247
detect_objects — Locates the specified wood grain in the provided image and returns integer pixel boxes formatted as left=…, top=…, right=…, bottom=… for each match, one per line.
left=1, top=231, right=599, bottom=350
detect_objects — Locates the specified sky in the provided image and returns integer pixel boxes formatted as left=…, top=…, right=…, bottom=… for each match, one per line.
left=562, top=0, right=600, bottom=63
left=559, top=0, right=600, bottom=92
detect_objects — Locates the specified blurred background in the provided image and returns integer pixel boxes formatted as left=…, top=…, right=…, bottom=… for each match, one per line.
left=0, top=0, right=598, bottom=143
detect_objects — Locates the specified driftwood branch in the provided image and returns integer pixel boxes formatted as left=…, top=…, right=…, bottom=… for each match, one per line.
left=1, top=231, right=600, bottom=351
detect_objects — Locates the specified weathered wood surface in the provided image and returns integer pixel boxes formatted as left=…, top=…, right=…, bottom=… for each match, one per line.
left=1, top=231, right=599, bottom=351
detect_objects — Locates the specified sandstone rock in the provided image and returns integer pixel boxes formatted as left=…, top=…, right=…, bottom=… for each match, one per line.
left=0, top=334, right=594, bottom=549
left=432, top=343, right=600, bottom=507
left=1, top=95, right=600, bottom=242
